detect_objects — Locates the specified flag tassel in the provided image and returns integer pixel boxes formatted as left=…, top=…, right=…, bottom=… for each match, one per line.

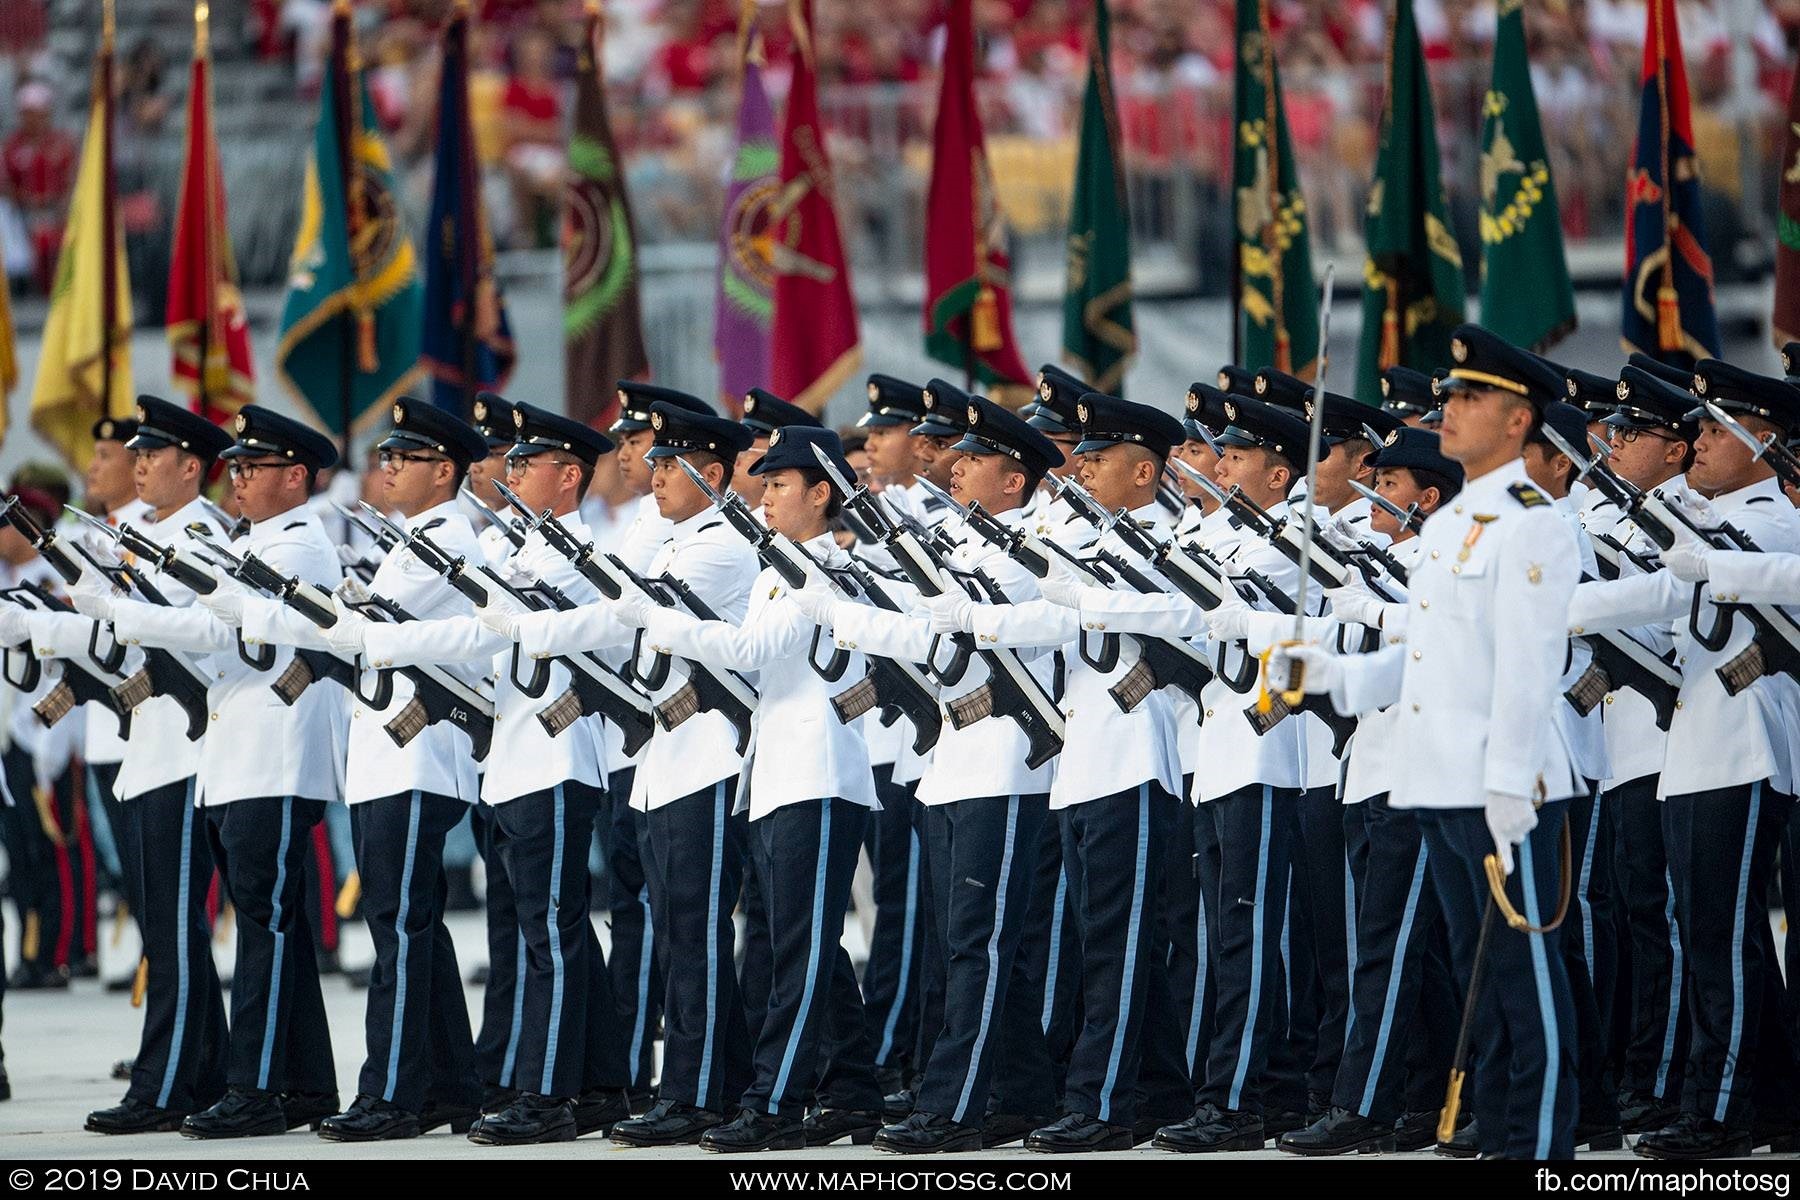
left=971, top=285, right=1002, bottom=353
left=1656, top=284, right=1681, bottom=352
left=130, top=955, right=148, bottom=1007
left=1380, top=277, right=1401, bottom=370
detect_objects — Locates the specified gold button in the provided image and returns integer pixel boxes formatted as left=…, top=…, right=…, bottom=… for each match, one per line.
left=1430, top=550, right=1440, bottom=560
left=217, top=671, right=226, bottom=680
left=209, top=713, right=218, bottom=722
left=1411, top=650, right=1422, bottom=661
left=1205, top=709, right=1214, bottom=718
left=1451, top=565, right=1462, bottom=575
left=1411, top=703, right=1421, bottom=713
left=1454, top=505, right=1464, bottom=515
left=1419, top=599, right=1430, bottom=609
left=1571, top=626, right=1584, bottom=635
left=1604, top=695, right=1615, bottom=706
left=1674, top=700, right=1683, bottom=710
left=1678, top=656, right=1686, bottom=667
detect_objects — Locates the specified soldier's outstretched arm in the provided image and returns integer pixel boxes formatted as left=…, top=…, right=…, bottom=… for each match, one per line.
left=1487, top=511, right=1581, bottom=797
left=1702, top=549, right=1800, bottom=606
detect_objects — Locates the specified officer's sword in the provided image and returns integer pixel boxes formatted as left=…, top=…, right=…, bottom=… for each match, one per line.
left=1270, top=263, right=1335, bottom=705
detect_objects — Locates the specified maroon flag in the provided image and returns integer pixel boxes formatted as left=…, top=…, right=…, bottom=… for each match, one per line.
left=768, top=0, right=860, bottom=412
left=1776, top=59, right=1800, bottom=348
left=924, top=0, right=1029, bottom=387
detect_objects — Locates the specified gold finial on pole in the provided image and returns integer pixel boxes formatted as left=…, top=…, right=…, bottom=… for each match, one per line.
left=196, top=0, right=210, bottom=57
left=103, top=0, right=116, bottom=53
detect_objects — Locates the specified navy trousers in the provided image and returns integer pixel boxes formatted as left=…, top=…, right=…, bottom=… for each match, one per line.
left=124, top=779, right=227, bottom=1113
left=914, top=793, right=1055, bottom=1124
left=597, top=765, right=659, bottom=1094
left=861, top=764, right=926, bottom=1079
left=1293, top=784, right=1352, bottom=1104
left=739, top=797, right=881, bottom=1119
left=1663, top=784, right=1798, bottom=1130
left=350, top=791, right=481, bottom=1113
left=642, top=779, right=751, bottom=1111
left=493, top=781, right=628, bottom=1100
left=1059, top=782, right=1190, bottom=1127
left=204, top=795, right=336, bottom=1095
left=1196, top=785, right=1298, bottom=1118
left=1419, top=802, right=1576, bottom=1160
left=1012, top=806, right=1082, bottom=1095
left=470, top=801, right=526, bottom=1092
left=1611, top=774, right=1687, bottom=1105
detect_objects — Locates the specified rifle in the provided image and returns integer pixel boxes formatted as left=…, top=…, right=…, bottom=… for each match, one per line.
left=33, top=505, right=214, bottom=739
left=810, top=449, right=1062, bottom=768
left=666, top=462, right=942, bottom=756
left=186, top=533, right=495, bottom=760
left=388, top=518, right=656, bottom=757
left=1543, top=424, right=1796, bottom=703
left=484, top=484, right=764, bottom=755
left=921, top=477, right=1215, bottom=714
left=0, top=583, right=131, bottom=731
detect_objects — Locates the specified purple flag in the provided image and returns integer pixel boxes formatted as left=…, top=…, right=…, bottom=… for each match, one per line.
left=713, top=58, right=778, bottom=416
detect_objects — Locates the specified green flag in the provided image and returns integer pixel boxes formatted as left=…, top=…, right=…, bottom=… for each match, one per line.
left=274, top=7, right=422, bottom=438
left=1355, top=0, right=1466, bottom=403
left=1060, top=0, right=1134, bottom=395
left=1233, top=0, right=1317, bottom=375
left=1477, top=0, right=1575, bottom=351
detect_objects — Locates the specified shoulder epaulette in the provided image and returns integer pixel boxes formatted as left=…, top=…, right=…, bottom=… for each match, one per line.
left=698, top=520, right=723, bottom=533
left=185, top=522, right=210, bottom=536
left=1746, top=496, right=1774, bottom=504
left=283, top=520, right=307, bottom=531
left=421, top=517, right=446, bottom=530
left=1507, top=483, right=1549, bottom=509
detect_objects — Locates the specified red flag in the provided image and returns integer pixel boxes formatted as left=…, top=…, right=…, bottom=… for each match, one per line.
left=924, top=0, right=1029, bottom=388
left=166, top=4, right=253, bottom=425
left=768, top=0, right=860, bottom=413
left=1774, top=56, right=1800, bottom=348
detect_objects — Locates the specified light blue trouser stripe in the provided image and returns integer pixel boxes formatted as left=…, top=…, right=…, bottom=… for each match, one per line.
left=1656, top=868, right=1683, bottom=1098
left=1520, top=832, right=1560, bottom=1160
left=1185, top=849, right=1211, bottom=1074
left=156, top=780, right=198, bottom=1109
left=628, top=882, right=653, bottom=1078
left=540, top=784, right=569, bottom=1096
left=500, top=930, right=526, bottom=1087
left=1715, top=783, right=1761, bottom=1124
left=1228, top=787, right=1275, bottom=1111
left=1343, top=840, right=1359, bottom=1046
left=770, top=800, right=832, bottom=1112
left=875, top=830, right=921, bottom=1064
left=696, top=781, right=727, bottom=1103
left=1097, top=785, right=1151, bottom=1123
left=1357, top=843, right=1427, bottom=1116
left=382, top=791, right=423, bottom=1101
left=256, top=798, right=295, bottom=1091
left=953, top=796, right=1020, bottom=1124
left=1042, top=866, right=1068, bottom=1035
left=1577, top=784, right=1601, bottom=980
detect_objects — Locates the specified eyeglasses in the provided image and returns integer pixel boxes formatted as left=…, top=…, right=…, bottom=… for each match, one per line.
left=378, top=450, right=444, bottom=470
left=504, top=455, right=577, bottom=476
left=226, top=459, right=293, bottom=481
left=1607, top=427, right=1675, bottom=446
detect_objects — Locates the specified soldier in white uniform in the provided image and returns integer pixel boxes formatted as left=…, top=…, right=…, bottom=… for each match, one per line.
left=79, top=407, right=349, bottom=1139
left=208, top=402, right=493, bottom=1140
left=1281, top=325, right=1585, bottom=1159
left=334, top=403, right=632, bottom=1146
left=1565, top=359, right=1800, bottom=1159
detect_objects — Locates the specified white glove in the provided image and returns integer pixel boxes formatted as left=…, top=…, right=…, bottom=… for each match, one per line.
left=1205, top=587, right=1252, bottom=642
left=925, top=591, right=975, bottom=635
left=1660, top=540, right=1712, bottom=583
left=786, top=584, right=839, bottom=626
left=1671, top=493, right=1718, bottom=529
left=69, top=575, right=116, bottom=621
left=1323, top=583, right=1385, bottom=629
left=1037, top=572, right=1087, bottom=608
left=476, top=603, right=521, bottom=642
left=1266, top=643, right=1339, bottom=695
left=196, top=580, right=246, bottom=625
left=336, top=544, right=374, bottom=569
left=607, top=589, right=654, bottom=630
left=1320, top=513, right=1360, bottom=549
left=1484, top=791, right=1539, bottom=877
left=323, top=601, right=369, bottom=657
left=0, top=605, right=29, bottom=647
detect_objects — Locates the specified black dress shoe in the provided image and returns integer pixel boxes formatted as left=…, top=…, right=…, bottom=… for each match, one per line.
left=626, top=1088, right=656, bottom=1116
left=418, top=1099, right=479, bottom=1135
left=281, top=1090, right=341, bottom=1132
left=1619, top=1091, right=1678, bottom=1135
left=1024, top=1112, right=1134, bottom=1153
left=574, top=1088, right=630, bottom=1136
left=1153, top=1104, right=1265, bottom=1153
left=1436, top=1116, right=1479, bottom=1158
left=1278, top=1106, right=1397, bottom=1155
left=8, top=962, right=69, bottom=990
left=0, top=1066, right=11, bottom=1102
left=805, top=1107, right=882, bottom=1147
left=1393, top=1110, right=1437, bottom=1151
left=68, top=955, right=99, bottom=979
left=317, top=1095, right=421, bottom=1142
left=699, top=1108, right=807, bottom=1153
left=1575, top=1121, right=1624, bottom=1151
left=1635, top=1112, right=1752, bottom=1160
left=882, top=1088, right=916, bottom=1122
left=180, top=1087, right=288, bottom=1139
left=482, top=1085, right=520, bottom=1115
left=982, top=1112, right=1046, bottom=1148
left=1263, top=1109, right=1307, bottom=1140
left=875, top=1111, right=984, bottom=1154
left=610, top=1098, right=725, bottom=1146
left=110, top=1059, right=134, bottom=1082
left=468, top=1093, right=577, bottom=1146
left=86, top=1097, right=187, bottom=1135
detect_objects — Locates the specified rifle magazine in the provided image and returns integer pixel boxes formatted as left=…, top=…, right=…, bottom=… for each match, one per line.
left=1242, top=694, right=1291, bottom=737
left=829, top=674, right=881, bottom=724
left=536, top=688, right=587, bottom=738
left=383, top=697, right=430, bottom=749
left=653, top=681, right=702, bottom=732
left=32, top=680, right=75, bottom=728
left=1564, top=662, right=1612, bottom=716
left=1107, top=657, right=1158, bottom=713
left=1717, top=642, right=1766, bottom=698
left=270, top=656, right=316, bottom=707
left=108, top=669, right=155, bottom=714
left=945, top=683, right=995, bottom=730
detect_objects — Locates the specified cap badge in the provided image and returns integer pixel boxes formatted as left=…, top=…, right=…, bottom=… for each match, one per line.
left=1615, top=379, right=1631, bottom=401
left=1380, top=379, right=1391, bottom=398
left=473, top=400, right=488, bottom=421
left=513, top=408, right=527, bottom=429
left=1224, top=401, right=1239, bottom=422
left=1075, top=402, right=1090, bottom=424
left=769, top=428, right=783, bottom=446
left=1384, top=428, right=1400, bottom=446
left=135, top=404, right=148, bottom=422
left=1186, top=391, right=1200, bottom=413
left=1565, top=378, right=1578, bottom=397
left=1451, top=337, right=1468, bottom=364
left=1216, top=370, right=1230, bottom=390
left=867, top=382, right=879, bottom=401
left=1693, top=373, right=1707, bottom=395
left=392, top=402, right=406, bottom=424
left=650, top=411, right=665, bottom=431
left=966, top=403, right=980, bottom=426
left=234, top=413, right=248, bottom=433
left=1254, top=375, right=1269, bottom=395
left=743, top=395, right=758, bottom=414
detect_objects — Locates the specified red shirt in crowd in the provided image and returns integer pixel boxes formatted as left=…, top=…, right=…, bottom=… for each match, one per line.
left=502, top=76, right=560, bottom=125
left=2, top=124, right=77, bottom=212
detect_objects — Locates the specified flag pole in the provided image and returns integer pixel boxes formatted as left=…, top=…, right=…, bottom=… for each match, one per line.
left=1652, top=0, right=1680, bottom=353
left=100, top=0, right=118, bottom=419
left=332, top=0, right=357, bottom=463
left=194, top=0, right=211, bottom=421
left=1257, top=0, right=1289, bottom=373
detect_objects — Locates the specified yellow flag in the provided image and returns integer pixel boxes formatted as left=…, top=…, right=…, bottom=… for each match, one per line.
left=0, top=219, right=16, bottom=409
left=30, top=79, right=132, bottom=470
